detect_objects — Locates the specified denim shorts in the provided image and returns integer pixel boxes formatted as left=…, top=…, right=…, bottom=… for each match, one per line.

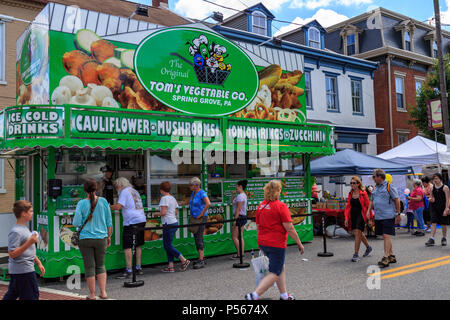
left=259, top=245, right=286, bottom=276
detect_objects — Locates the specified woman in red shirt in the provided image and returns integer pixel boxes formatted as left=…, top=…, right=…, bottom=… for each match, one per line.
left=407, top=180, right=426, bottom=236
left=344, top=176, right=372, bottom=262
left=245, top=180, right=304, bottom=301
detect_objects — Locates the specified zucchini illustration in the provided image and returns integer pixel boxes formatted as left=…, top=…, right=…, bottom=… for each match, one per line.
left=120, top=49, right=135, bottom=70
left=74, top=29, right=101, bottom=55
left=103, top=57, right=121, bottom=68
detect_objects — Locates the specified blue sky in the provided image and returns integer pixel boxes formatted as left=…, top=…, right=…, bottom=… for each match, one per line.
left=134, top=0, right=450, bottom=33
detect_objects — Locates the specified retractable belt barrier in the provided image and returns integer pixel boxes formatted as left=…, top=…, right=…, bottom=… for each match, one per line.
left=123, top=211, right=332, bottom=288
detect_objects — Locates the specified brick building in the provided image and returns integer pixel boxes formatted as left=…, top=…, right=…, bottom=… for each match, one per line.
left=326, top=7, right=447, bottom=154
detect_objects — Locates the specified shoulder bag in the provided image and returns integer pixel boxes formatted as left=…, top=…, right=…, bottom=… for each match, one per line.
left=71, top=198, right=98, bottom=247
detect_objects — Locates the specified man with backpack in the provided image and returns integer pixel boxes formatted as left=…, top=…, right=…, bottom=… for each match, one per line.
left=367, top=169, right=401, bottom=268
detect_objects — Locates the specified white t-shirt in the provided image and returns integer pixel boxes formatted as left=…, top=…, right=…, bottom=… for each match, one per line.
left=118, top=187, right=146, bottom=226
left=159, top=195, right=179, bottom=225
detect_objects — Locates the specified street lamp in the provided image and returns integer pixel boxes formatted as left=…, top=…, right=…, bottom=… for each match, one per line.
left=129, top=4, right=149, bottom=19
left=200, top=11, right=224, bottom=23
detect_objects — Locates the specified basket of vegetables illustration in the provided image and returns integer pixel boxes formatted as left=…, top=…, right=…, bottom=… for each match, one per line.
left=193, top=66, right=230, bottom=86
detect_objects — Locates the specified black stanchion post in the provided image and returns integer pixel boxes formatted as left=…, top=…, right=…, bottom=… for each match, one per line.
left=233, top=217, right=250, bottom=269
left=317, top=212, right=333, bottom=257
left=124, top=225, right=144, bottom=288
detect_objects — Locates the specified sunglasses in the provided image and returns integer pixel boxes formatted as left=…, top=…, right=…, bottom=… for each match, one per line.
left=350, top=182, right=359, bottom=185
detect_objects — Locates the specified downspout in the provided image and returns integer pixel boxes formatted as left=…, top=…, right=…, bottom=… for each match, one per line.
left=387, top=55, right=394, bottom=149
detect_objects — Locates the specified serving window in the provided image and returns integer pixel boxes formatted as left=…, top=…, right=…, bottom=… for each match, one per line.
left=149, top=152, right=201, bottom=205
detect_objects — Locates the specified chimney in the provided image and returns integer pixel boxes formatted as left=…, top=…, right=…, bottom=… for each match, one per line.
left=152, top=0, right=169, bottom=9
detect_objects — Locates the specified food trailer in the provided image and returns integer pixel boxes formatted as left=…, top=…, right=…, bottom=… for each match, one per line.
left=0, top=3, right=335, bottom=278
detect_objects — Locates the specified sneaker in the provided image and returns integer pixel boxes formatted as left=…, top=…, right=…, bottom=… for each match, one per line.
left=442, top=238, right=447, bottom=246
left=425, top=238, right=435, bottom=247
left=280, top=294, right=295, bottom=300
left=136, top=268, right=144, bottom=275
left=363, top=246, right=373, bottom=258
left=426, top=228, right=431, bottom=233
left=388, top=255, right=397, bottom=264
left=378, top=256, right=390, bottom=268
left=415, top=231, right=425, bottom=237
left=245, top=293, right=258, bottom=300
left=193, top=260, right=206, bottom=269
left=351, top=254, right=360, bottom=262
left=115, top=270, right=132, bottom=279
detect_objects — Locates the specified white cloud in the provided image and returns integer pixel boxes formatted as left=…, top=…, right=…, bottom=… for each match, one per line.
left=274, top=9, right=349, bottom=36
left=173, top=0, right=290, bottom=20
left=290, top=0, right=372, bottom=10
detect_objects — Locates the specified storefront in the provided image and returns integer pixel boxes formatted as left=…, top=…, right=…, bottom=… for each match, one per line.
left=0, top=3, right=335, bottom=278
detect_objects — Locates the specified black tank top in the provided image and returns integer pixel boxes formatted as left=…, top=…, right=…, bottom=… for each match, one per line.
left=103, top=179, right=114, bottom=205
left=432, top=184, right=446, bottom=213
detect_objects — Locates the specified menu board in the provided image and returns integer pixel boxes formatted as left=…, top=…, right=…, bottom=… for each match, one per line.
left=223, top=177, right=305, bottom=203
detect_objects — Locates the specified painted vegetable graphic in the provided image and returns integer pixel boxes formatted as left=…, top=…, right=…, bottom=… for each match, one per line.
left=57, top=29, right=172, bottom=111
left=74, top=29, right=101, bottom=55
left=62, top=50, right=90, bottom=77
left=91, top=39, right=116, bottom=63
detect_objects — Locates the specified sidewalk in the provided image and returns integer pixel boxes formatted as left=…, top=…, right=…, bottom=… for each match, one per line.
left=0, top=281, right=86, bottom=300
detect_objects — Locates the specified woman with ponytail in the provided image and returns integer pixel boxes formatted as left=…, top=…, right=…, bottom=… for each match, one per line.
left=73, top=179, right=113, bottom=300
left=231, top=180, right=248, bottom=259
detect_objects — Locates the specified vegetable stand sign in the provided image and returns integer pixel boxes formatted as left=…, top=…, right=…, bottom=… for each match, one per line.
left=134, top=27, right=259, bottom=116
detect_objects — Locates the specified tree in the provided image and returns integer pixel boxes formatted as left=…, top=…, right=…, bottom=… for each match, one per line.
left=409, top=54, right=450, bottom=143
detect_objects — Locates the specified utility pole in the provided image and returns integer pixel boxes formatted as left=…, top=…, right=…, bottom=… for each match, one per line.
left=434, top=0, right=450, bottom=134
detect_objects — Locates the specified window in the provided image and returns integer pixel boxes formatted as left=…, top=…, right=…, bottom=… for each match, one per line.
left=405, top=31, right=411, bottom=51
left=398, top=133, right=409, bottom=144
left=347, top=34, right=356, bottom=55
left=395, top=76, right=405, bottom=110
left=415, top=80, right=423, bottom=94
left=308, top=27, right=321, bottom=49
left=0, top=22, right=5, bottom=83
left=150, top=152, right=201, bottom=205
left=0, top=159, right=5, bottom=193
left=351, top=79, right=363, bottom=114
left=305, top=71, right=312, bottom=109
left=326, top=75, right=339, bottom=111
left=353, top=143, right=363, bottom=153
left=433, top=41, right=438, bottom=58
left=252, top=11, right=267, bottom=36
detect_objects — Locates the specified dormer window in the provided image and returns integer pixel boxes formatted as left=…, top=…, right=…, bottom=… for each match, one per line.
left=395, top=20, right=415, bottom=52
left=405, top=31, right=411, bottom=51
left=252, top=11, right=267, bottom=36
left=308, top=27, right=321, bottom=49
left=340, top=24, right=362, bottom=56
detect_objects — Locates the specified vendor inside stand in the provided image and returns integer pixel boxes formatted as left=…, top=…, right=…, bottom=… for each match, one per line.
left=98, top=165, right=115, bottom=205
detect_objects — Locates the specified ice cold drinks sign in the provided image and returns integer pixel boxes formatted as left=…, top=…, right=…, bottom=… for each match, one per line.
left=134, top=27, right=259, bottom=116
left=5, top=107, right=64, bottom=139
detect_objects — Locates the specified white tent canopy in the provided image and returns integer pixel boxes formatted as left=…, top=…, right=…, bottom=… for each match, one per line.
left=378, top=136, right=450, bottom=168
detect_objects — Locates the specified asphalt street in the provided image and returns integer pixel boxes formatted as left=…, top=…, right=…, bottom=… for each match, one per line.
left=39, top=228, right=450, bottom=300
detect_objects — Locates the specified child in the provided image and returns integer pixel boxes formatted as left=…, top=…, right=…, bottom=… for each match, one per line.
left=404, top=189, right=414, bottom=233
left=2, top=200, right=45, bottom=300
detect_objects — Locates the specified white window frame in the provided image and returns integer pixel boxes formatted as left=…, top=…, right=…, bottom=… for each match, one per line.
left=397, top=131, right=409, bottom=144
left=305, top=70, right=312, bottom=109
left=346, top=34, right=356, bottom=55
left=395, top=74, right=406, bottom=111
left=0, top=22, right=6, bottom=84
left=415, top=76, right=425, bottom=95
left=351, top=79, right=363, bottom=114
left=0, top=159, right=6, bottom=193
left=325, top=75, right=339, bottom=112
left=404, top=30, right=411, bottom=51
left=433, top=41, right=438, bottom=58
left=252, top=11, right=267, bottom=36
left=308, top=27, right=321, bottom=49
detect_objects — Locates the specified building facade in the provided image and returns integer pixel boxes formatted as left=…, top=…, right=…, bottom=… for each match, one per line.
left=326, top=7, right=448, bottom=154
left=218, top=3, right=381, bottom=155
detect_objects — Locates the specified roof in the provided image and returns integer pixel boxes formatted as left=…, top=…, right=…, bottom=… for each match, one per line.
left=29, top=0, right=190, bottom=27
left=326, top=6, right=450, bottom=38
left=222, top=2, right=275, bottom=24
left=378, top=135, right=450, bottom=166
left=294, top=149, right=413, bottom=176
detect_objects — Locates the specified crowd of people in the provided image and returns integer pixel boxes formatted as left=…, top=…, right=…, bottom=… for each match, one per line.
left=3, top=167, right=450, bottom=300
